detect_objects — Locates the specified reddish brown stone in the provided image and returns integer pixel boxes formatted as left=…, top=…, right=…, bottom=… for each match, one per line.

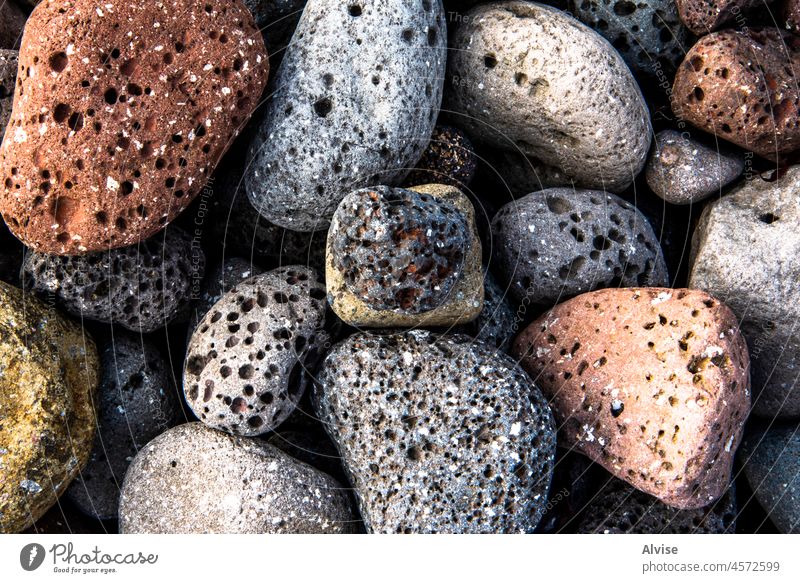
left=673, top=28, right=800, bottom=161
left=0, top=0, right=268, bottom=255
left=676, top=0, right=776, bottom=35
left=512, top=288, right=750, bottom=509
left=0, top=1, right=26, bottom=49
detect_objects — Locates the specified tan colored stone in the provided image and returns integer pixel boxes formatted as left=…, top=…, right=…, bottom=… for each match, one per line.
left=0, top=281, right=98, bottom=533
left=325, top=183, right=483, bottom=327
left=512, top=287, right=750, bottom=509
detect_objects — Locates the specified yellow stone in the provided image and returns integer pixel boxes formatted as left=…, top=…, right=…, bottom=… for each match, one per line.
left=0, top=281, right=98, bottom=533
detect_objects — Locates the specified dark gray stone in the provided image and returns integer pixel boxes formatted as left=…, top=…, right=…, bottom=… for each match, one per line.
left=315, top=330, right=557, bottom=533
left=491, top=188, right=669, bottom=305
left=184, top=266, right=328, bottom=436
left=66, top=333, right=179, bottom=520
left=244, top=0, right=307, bottom=56
left=119, top=423, right=357, bottom=533
left=22, top=227, right=204, bottom=333
left=0, top=50, right=17, bottom=141
left=245, top=0, right=447, bottom=231
left=405, top=125, right=477, bottom=189
left=454, top=269, right=518, bottom=352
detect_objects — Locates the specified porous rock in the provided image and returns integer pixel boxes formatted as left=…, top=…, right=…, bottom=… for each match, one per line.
left=0, top=281, right=99, bottom=533
left=119, top=422, right=356, bottom=533
left=326, top=184, right=483, bottom=327
left=512, top=287, right=750, bottom=509
left=184, top=266, right=328, bottom=436
left=689, top=166, right=800, bottom=419
left=445, top=1, right=651, bottom=192
left=66, top=333, right=179, bottom=520
left=454, top=269, right=518, bottom=352
left=23, top=227, right=204, bottom=333
left=672, top=28, right=800, bottom=161
left=646, top=130, right=744, bottom=205
left=315, top=330, right=557, bottom=533
left=784, top=0, right=800, bottom=33
left=245, top=0, right=447, bottom=231
left=0, top=50, right=18, bottom=140
left=0, top=0, right=269, bottom=254
left=405, top=125, right=477, bottom=188
left=491, top=189, right=668, bottom=305
left=675, top=0, right=775, bottom=35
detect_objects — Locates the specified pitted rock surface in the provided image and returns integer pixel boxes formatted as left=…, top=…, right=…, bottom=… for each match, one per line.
left=184, top=266, right=328, bottom=436
left=405, top=125, right=477, bottom=188
left=491, top=189, right=668, bottom=305
left=315, top=330, right=557, bottom=533
left=66, top=333, right=179, bottom=520
left=0, top=281, right=99, bottom=533
left=689, top=166, right=800, bottom=419
left=444, top=1, right=651, bottom=192
left=119, top=422, right=356, bottom=533
left=0, top=50, right=18, bottom=140
left=245, top=0, right=447, bottom=231
left=454, top=269, right=517, bottom=352
left=512, top=287, right=750, bottom=509
left=676, top=0, right=775, bottom=35
left=23, top=227, right=203, bottom=333
left=0, top=0, right=268, bottom=254
left=672, top=28, right=800, bottom=161
left=331, top=186, right=468, bottom=314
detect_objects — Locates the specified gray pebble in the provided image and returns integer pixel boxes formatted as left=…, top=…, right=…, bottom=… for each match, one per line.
left=119, top=423, right=356, bottom=533
left=689, top=167, right=800, bottom=419
left=491, top=188, right=668, bottom=305
left=740, top=423, right=800, bottom=533
left=66, top=333, right=179, bottom=520
left=315, top=330, right=557, bottom=533
left=184, top=266, right=328, bottom=436
left=454, top=269, right=518, bottom=352
left=444, top=1, right=651, bottom=192
left=22, top=227, right=204, bottom=333
left=646, top=130, right=744, bottom=205
left=245, top=0, right=447, bottom=231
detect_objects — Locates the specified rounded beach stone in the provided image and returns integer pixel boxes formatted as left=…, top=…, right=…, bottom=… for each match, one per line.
left=512, top=287, right=750, bottom=509
left=689, top=166, right=800, bottom=419
left=315, top=330, right=557, bottom=533
left=23, top=227, right=204, bottom=333
left=119, top=423, right=356, bottom=533
left=0, top=1, right=25, bottom=49
left=672, top=28, right=800, bottom=161
left=675, top=0, right=775, bottom=35
left=0, top=281, right=99, bottom=533
left=578, top=477, right=737, bottom=533
left=445, top=1, right=651, bottom=192
left=0, top=50, right=17, bottom=140
left=184, top=266, right=328, bottom=436
left=0, top=0, right=269, bottom=255
left=405, top=125, right=477, bottom=188
left=326, top=184, right=483, bottom=327
left=739, top=423, right=800, bottom=533
left=454, top=269, right=518, bottom=352
left=566, top=0, right=692, bottom=77
left=245, top=0, right=447, bottom=231
left=646, top=130, right=744, bottom=205
left=491, top=189, right=668, bottom=305
left=66, top=333, right=179, bottom=520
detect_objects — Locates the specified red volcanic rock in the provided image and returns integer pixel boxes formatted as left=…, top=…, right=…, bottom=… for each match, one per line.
left=676, top=0, right=776, bottom=35
left=512, top=288, right=751, bottom=509
left=0, top=0, right=268, bottom=254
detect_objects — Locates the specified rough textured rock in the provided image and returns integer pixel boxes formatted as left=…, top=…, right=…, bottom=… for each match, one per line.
left=445, top=1, right=651, bottom=192
left=245, top=0, right=447, bottom=231
left=567, top=0, right=692, bottom=77
left=66, top=333, right=179, bottom=520
left=689, top=167, right=800, bottom=419
left=0, top=281, right=99, bottom=533
left=327, top=184, right=483, bottom=327
left=491, top=189, right=668, bottom=305
left=315, top=330, right=557, bottom=533
left=578, top=477, right=737, bottom=533
left=512, top=287, right=751, bottom=509
left=184, top=266, right=328, bottom=436
left=676, top=0, right=775, bottom=35
left=119, top=422, right=356, bottom=533
left=672, top=28, right=800, bottom=161
left=405, top=126, right=477, bottom=188
left=454, top=269, right=518, bottom=352
left=785, top=0, right=800, bottom=33
left=740, top=423, right=800, bottom=533
left=0, top=50, right=17, bottom=140
left=0, top=1, right=25, bottom=49
left=646, top=130, right=744, bottom=205
left=23, top=227, right=204, bottom=333
left=0, top=0, right=269, bottom=255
